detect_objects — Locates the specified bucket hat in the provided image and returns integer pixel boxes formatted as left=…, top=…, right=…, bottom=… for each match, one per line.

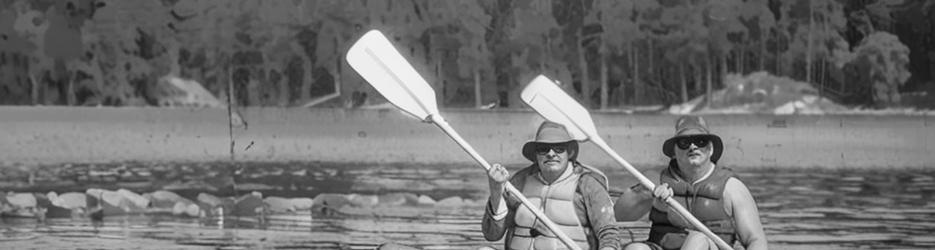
left=521, top=121, right=579, bottom=162
left=662, top=116, right=723, bottom=162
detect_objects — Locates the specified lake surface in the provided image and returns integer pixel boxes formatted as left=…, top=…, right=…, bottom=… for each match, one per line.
left=0, top=162, right=933, bottom=249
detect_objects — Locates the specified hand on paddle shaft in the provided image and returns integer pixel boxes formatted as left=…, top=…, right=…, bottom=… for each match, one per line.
left=652, top=183, right=676, bottom=213
left=487, top=164, right=510, bottom=207
left=346, top=30, right=582, bottom=250
left=653, top=183, right=674, bottom=200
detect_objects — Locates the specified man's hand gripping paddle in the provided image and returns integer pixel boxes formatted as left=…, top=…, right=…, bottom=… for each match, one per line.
left=521, top=75, right=735, bottom=250
left=346, top=30, right=582, bottom=250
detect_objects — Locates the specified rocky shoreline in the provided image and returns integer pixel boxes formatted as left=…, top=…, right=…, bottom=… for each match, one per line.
left=2, top=161, right=934, bottom=249
left=0, top=161, right=488, bottom=222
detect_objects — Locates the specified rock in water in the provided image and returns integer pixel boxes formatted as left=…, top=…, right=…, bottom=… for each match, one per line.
left=144, top=190, right=186, bottom=209
left=3, top=192, right=40, bottom=218
left=6, top=192, right=37, bottom=207
left=416, top=195, right=436, bottom=206
left=264, top=196, right=295, bottom=213
left=233, top=192, right=265, bottom=216
left=196, top=193, right=234, bottom=217
left=172, top=201, right=201, bottom=217
left=49, top=192, right=89, bottom=210
left=436, top=196, right=464, bottom=207
left=35, top=193, right=68, bottom=219
left=291, top=198, right=314, bottom=211
left=347, top=194, right=378, bottom=207
left=117, top=189, right=150, bottom=211
left=311, top=193, right=350, bottom=216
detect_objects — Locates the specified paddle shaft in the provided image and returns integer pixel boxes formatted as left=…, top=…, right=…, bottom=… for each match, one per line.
left=589, top=137, right=734, bottom=250
left=429, top=115, right=582, bottom=250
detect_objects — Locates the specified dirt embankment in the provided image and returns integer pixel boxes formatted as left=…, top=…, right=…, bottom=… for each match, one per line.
left=1, top=107, right=931, bottom=169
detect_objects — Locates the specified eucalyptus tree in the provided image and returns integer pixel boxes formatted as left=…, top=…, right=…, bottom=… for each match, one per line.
left=419, top=0, right=492, bottom=108
left=13, top=0, right=104, bottom=105
left=784, top=0, right=846, bottom=86
left=555, top=0, right=594, bottom=108
left=656, top=1, right=710, bottom=104
left=171, top=0, right=250, bottom=105
left=738, top=0, right=775, bottom=72
left=592, top=0, right=640, bottom=107
left=703, top=0, right=746, bottom=107
left=82, top=0, right=175, bottom=106
left=508, top=0, right=567, bottom=108
left=1, top=1, right=44, bottom=105
left=853, top=32, right=911, bottom=106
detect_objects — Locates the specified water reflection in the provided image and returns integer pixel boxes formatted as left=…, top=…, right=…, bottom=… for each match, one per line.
left=0, top=162, right=933, bottom=249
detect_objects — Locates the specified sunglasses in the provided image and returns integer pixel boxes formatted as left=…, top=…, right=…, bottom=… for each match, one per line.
left=535, top=144, right=568, bottom=155
left=675, top=136, right=710, bottom=150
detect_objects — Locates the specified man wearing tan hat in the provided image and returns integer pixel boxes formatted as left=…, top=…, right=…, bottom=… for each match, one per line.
left=482, top=121, right=621, bottom=250
left=614, top=116, right=767, bottom=250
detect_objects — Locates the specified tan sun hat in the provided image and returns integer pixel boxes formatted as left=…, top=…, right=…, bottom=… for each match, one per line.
left=521, top=121, right=579, bottom=162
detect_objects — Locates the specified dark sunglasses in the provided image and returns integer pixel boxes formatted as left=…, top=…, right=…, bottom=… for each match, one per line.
left=675, top=136, right=710, bottom=150
left=535, top=144, right=568, bottom=155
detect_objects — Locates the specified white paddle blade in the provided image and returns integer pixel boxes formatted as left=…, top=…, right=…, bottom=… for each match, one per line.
left=346, top=30, right=439, bottom=120
left=520, top=75, right=596, bottom=141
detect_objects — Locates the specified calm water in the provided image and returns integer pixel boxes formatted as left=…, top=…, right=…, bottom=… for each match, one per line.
left=0, top=162, right=933, bottom=249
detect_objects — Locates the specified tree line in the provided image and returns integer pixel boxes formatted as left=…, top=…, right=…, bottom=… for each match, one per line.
left=0, top=0, right=929, bottom=109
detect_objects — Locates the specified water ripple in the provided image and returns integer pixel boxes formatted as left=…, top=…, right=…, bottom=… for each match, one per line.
left=0, top=162, right=932, bottom=249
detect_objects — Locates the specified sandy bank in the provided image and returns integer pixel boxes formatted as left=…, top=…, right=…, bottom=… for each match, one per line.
left=1, top=107, right=931, bottom=169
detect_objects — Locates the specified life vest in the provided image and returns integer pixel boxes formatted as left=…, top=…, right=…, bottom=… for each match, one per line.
left=507, top=163, right=606, bottom=250
left=648, top=161, right=737, bottom=249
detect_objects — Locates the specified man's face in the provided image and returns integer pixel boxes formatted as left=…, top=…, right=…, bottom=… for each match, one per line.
left=535, top=143, right=570, bottom=173
left=674, top=136, right=713, bottom=167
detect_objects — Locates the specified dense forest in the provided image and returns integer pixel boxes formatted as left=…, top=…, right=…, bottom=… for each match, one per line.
left=0, top=0, right=932, bottom=109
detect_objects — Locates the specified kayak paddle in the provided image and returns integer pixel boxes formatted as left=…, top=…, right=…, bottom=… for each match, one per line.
left=346, top=30, right=582, bottom=250
left=521, top=75, right=734, bottom=250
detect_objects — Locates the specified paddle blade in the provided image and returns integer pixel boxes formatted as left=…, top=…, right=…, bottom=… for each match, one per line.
left=346, top=30, right=439, bottom=120
left=520, top=75, right=596, bottom=141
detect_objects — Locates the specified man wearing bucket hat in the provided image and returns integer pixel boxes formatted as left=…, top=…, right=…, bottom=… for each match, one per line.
left=482, top=121, right=621, bottom=250
left=614, top=116, right=767, bottom=250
